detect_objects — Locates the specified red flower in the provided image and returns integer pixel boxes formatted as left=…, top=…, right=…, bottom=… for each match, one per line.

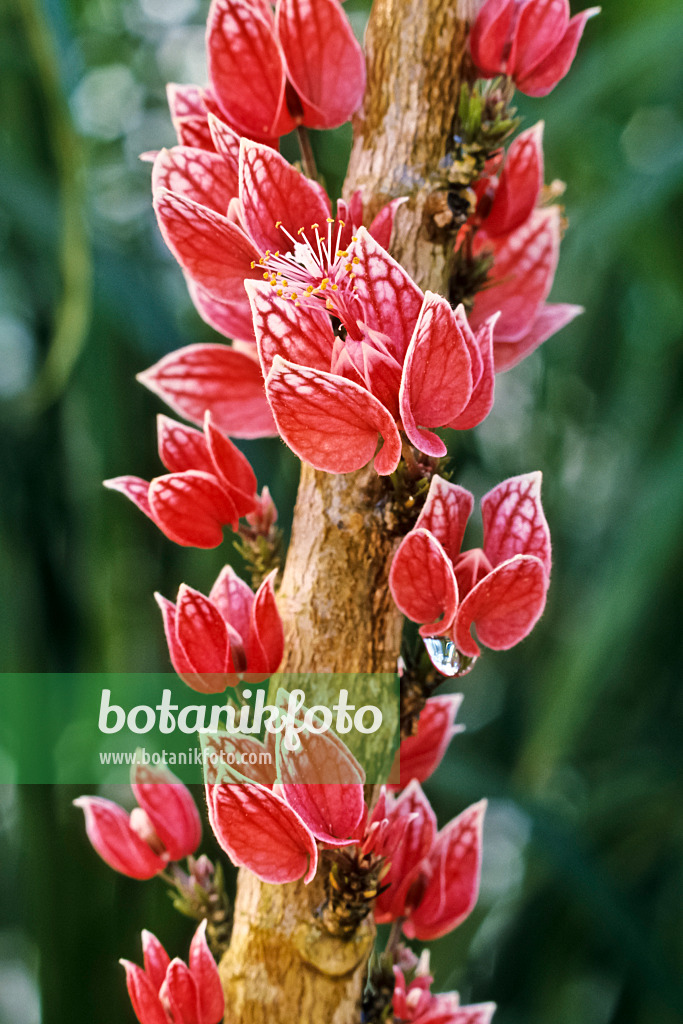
left=156, top=565, right=284, bottom=693
left=389, top=694, right=464, bottom=791
left=393, top=965, right=496, bottom=1024
left=474, top=122, right=545, bottom=238
left=121, top=922, right=224, bottom=1024
left=203, top=701, right=366, bottom=884
left=74, top=763, right=201, bottom=880
left=374, top=781, right=485, bottom=941
left=104, top=412, right=260, bottom=548
left=470, top=0, right=600, bottom=97
left=389, top=472, right=551, bottom=669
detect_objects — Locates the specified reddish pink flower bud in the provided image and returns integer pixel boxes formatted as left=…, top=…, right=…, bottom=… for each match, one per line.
left=479, top=122, right=544, bottom=238
left=470, top=0, right=600, bottom=98
left=75, top=766, right=201, bottom=878
left=390, top=694, right=464, bottom=790
left=374, top=782, right=485, bottom=941
left=121, top=922, right=224, bottom=1024
left=104, top=412, right=260, bottom=548
left=390, top=472, right=551, bottom=669
left=156, top=565, right=284, bottom=693
left=393, top=965, right=496, bottom=1024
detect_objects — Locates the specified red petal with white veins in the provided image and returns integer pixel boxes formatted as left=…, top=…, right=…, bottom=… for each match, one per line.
left=207, top=783, right=318, bottom=883
left=131, top=766, right=202, bottom=863
left=469, top=0, right=517, bottom=76
left=187, top=277, right=256, bottom=343
left=138, top=344, right=277, bottom=440
left=152, top=147, right=237, bottom=215
left=120, top=960, right=168, bottom=1024
left=265, top=355, right=402, bottom=474
left=246, top=279, right=334, bottom=375
left=437, top=1003, right=498, bottom=1024
left=176, top=585, right=230, bottom=673
left=390, top=694, right=464, bottom=791
left=247, top=570, right=284, bottom=674
left=141, top=929, right=170, bottom=994
left=203, top=732, right=277, bottom=786
left=149, top=471, right=238, bottom=547
left=448, top=315, right=496, bottom=430
left=517, top=8, right=600, bottom=97
left=276, top=0, right=366, bottom=129
left=103, top=475, right=154, bottom=523
left=454, top=555, right=549, bottom=656
left=512, top=0, right=569, bottom=79
left=279, top=732, right=365, bottom=843
left=481, top=470, right=551, bottom=572
left=206, top=112, right=241, bottom=177
left=204, top=412, right=258, bottom=514
left=493, top=302, right=583, bottom=371
left=471, top=208, right=560, bottom=342
left=209, top=565, right=254, bottom=643
left=161, top=960, right=202, bottom=1024
left=153, top=189, right=259, bottom=298
left=189, top=921, right=225, bottom=1024
left=239, top=140, right=331, bottom=253
left=400, top=292, right=472, bottom=453
left=374, top=781, right=437, bottom=922
left=73, top=797, right=166, bottom=879
left=207, top=0, right=294, bottom=139
left=155, top=593, right=195, bottom=676
left=167, top=83, right=206, bottom=121
left=174, top=116, right=217, bottom=152
left=157, top=415, right=214, bottom=475
left=405, top=800, right=486, bottom=940
left=484, top=122, right=544, bottom=237
left=367, top=197, right=406, bottom=251
left=415, top=476, right=473, bottom=563
left=389, top=529, right=458, bottom=636
left=348, top=227, right=425, bottom=361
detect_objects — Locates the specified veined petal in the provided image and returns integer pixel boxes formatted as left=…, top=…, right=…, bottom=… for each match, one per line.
left=167, top=83, right=207, bottom=121
left=454, top=554, right=549, bottom=656
left=277, top=0, right=366, bottom=129
left=469, top=0, right=517, bottom=76
left=367, top=197, right=406, bottom=251
left=160, top=959, right=202, bottom=1024
left=391, top=694, right=464, bottom=791
left=405, top=800, right=486, bottom=941
left=512, top=0, right=569, bottom=79
left=481, top=470, right=551, bottom=572
left=517, top=7, right=600, bottom=96
left=246, top=279, right=334, bottom=375
left=264, top=355, right=402, bottom=474
left=348, top=227, right=425, bottom=361
left=415, top=477, right=473, bottom=568
left=73, top=797, right=166, bottom=880
left=493, top=302, right=583, bottom=371
left=176, top=584, right=230, bottom=673
left=188, top=921, right=225, bottom=1024
left=247, top=570, right=284, bottom=674
left=207, top=0, right=294, bottom=138
left=157, top=415, right=214, bottom=475
left=120, top=959, right=168, bottom=1024
left=239, top=139, right=331, bottom=253
left=400, top=291, right=473, bottom=453
left=448, top=315, right=496, bottom=430
left=103, top=476, right=155, bottom=523
left=155, top=593, right=196, bottom=677
left=187, top=277, right=256, bottom=343
left=374, top=780, right=437, bottom=922
left=209, top=564, right=254, bottom=643
left=206, top=111, right=241, bottom=176
left=207, top=783, right=318, bottom=883
left=141, top=930, right=171, bottom=994
left=153, top=189, right=259, bottom=297
left=138, top=344, right=277, bottom=440
left=389, top=529, right=458, bottom=637
left=131, top=763, right=202, bottom=862
left=149, top=471, right=238, bottom=547
left=484, top=122, right=544, bottom=237
left=151, top=147, right=237, bottom=215
left=204, top=411, right=258, bottom=514
left=174, top=115, right=216, bottom=151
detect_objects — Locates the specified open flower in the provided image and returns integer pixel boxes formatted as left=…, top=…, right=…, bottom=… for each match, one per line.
left=74, top=763, right=201, bottom=879
left=390, top=472, right=551, bottom=671
left=469, top=0, right=600, bottom=97
left=374, top=781, right=485, bottom=940
left=156, top=565, right=284, bottom=693
left=202, top=705, right=366, bottom=884
left=121, top=922, right=224, bottom=1024
left=104, top=412, right=261, bottom=548
left=393, top=964, right=496, bottom=1024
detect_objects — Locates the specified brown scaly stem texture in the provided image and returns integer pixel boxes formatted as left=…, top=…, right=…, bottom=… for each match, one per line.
left=219, top=2, right=477, bottom=1021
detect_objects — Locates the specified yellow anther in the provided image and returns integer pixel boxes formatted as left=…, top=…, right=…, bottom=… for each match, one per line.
left=338, top=219, right=345, bottom=227
left=298, top=226, right=306, bottom=236
left=250, top=261, right=257, bottom=269
left=311, top=223, right=319, bottom=229
left=275, top=220, right=282, bottom=228
left=331, top=284, right=338, bottom=290
left=326, top=299, right=333, bottom=310
left=276, top=289, right=283, bottom=297
left=263, top=271, right=270, bottom=280
left=326, top=217, right=334, bottom=224
left=352, top=257, right=359, bottom=265
left=337, top=250, right=348, bottom=257
left=291, top=292, right=297, bottom=299
left=351, top=235, right=358, bottom=242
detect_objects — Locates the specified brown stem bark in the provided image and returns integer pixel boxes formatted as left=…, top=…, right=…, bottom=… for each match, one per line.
left=219, top=2, right=477, bottom=1021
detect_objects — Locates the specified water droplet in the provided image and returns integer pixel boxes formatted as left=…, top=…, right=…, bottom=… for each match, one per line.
left=423, top=637, right=477, bottom=677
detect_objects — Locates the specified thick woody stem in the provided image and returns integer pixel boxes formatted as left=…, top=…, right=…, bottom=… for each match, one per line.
left=219, top=3, right=477, bottom=1022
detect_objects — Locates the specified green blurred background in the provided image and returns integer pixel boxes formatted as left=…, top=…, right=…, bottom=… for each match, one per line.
left=1, top=0, right=682, bottom=1020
